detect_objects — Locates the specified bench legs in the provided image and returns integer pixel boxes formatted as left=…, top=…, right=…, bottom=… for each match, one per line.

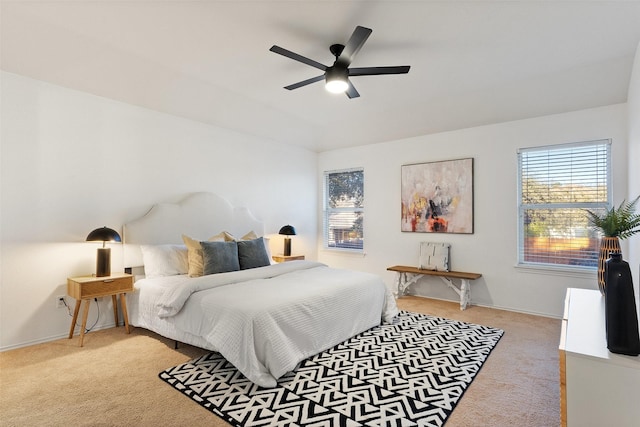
left=396, top=272, right=422, bottom=297
left=438, top=277, right=471, bottom=310
left=395, top=272, right=471, bottom=310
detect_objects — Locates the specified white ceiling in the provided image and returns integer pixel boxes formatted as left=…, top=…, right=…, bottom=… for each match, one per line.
left=2, top=1, right=640, bottom=152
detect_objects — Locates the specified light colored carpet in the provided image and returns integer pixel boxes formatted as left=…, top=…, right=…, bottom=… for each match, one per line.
left=0, top=296, right=561, bottom=426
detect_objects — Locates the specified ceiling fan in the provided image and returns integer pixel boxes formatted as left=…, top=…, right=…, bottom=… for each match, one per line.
left=269, top=25, right=410, bottom=99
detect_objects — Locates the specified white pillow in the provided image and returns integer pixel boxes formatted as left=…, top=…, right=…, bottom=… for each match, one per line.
left=140, top=244, right=189, bottom=279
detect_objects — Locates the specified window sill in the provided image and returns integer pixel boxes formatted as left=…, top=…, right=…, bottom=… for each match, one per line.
left=515, top=263, right=596, bottom=279
left=322, top=247, right=365, bottom=256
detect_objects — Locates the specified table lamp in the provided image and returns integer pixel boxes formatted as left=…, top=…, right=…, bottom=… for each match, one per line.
left=278, top=225, right=296, bottom=256
left=86, top=226, right=121, bottom=277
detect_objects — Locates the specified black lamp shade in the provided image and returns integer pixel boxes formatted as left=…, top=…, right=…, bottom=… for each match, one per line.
left=278, top=225, right=296, bottom=236
left=86, top=226, right=121, bottom=277
left=279, top=225, right=296, bottom=256
left=86, top=226, right=122, bottom=243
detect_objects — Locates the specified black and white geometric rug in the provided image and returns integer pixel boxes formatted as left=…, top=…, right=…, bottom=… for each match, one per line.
left=160, top=311, right=503, bottom=426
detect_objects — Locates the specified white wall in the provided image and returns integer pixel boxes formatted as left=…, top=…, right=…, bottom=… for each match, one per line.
left=318, top=104, right=629, bottom=318
left=627, top=40, right=640, bottom=304
left=0, top=72, right=318, bottom=350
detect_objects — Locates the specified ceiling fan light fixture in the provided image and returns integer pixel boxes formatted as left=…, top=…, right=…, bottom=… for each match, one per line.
left=325, top=66, right=349, bottom=93
left=325, top=79, right=348, bottom=94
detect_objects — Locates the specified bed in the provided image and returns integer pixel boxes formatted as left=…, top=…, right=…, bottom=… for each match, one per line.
left=123, top=192, right=398, bottom=388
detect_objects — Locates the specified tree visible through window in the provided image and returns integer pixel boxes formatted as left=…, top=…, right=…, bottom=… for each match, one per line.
left=324, top=169, right=364, bottom=251
left=517, top=140, right=611, bottom=269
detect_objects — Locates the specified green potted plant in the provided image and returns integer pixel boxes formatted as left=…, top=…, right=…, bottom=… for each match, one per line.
left=585, top=196, right=640, bottom=294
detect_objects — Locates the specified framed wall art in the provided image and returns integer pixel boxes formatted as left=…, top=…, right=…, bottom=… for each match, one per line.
left=401, top=158, right=473, bottom=233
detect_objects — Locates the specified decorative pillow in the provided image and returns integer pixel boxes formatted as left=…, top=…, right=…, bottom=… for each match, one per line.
left=226, top=230, right=275, bottom=263
left=201, top=241, right=240, bottom=275
left=182, top=233, right=226, bottom=277
left=140, top=244, right=189, bottom=279
left=240, top=231, right=258, bottom=240
left=225, top=230, right=258, bottom=241
left=419, top=242, right=451, bottom=271
left=237, top=237, right=271, bottom=270
left=212, top=231, right=232, bottom=241
left=262, top=236, right=273, bottom=264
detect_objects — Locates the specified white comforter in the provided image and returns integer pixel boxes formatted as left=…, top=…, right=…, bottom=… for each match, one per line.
left=130, top=261, right=398, bottom=387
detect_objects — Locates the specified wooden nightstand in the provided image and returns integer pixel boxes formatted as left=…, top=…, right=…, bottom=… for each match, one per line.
left=67, top=273, right=134, bottom=346
left=272, top=254, right=305, bottom=263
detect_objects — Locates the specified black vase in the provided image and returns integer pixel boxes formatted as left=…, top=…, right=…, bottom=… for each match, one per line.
left=604, top=253, right=640, bottom=356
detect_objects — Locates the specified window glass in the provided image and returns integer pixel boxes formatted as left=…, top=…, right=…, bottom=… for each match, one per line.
left=324, top=169, right=364, bottom=251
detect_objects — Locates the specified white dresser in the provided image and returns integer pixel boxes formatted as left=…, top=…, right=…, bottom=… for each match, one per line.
left=559, top=288, right=640, bottom=426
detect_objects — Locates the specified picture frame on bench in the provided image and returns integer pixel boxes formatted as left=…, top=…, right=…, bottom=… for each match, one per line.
left=419, top=241, right=450, bottom=272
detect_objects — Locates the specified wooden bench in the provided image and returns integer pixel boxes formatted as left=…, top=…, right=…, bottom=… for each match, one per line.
left=387, top=265, right=482, bottom=310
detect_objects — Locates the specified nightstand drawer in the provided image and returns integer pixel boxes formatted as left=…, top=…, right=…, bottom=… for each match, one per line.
left=67, top=274, right=134, bottom=299
left=272, top=254, right=305, bottom=263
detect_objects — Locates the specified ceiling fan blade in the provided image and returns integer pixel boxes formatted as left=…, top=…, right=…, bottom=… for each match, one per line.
left=338, top=26, right=372, bottom=66
left=345, top=80, right=360, bottom=99
left=349, top=65, right=411, bottom=76
left=284, top=75, right=325, bottom=90
left=270, top=45, right=327, bottom=71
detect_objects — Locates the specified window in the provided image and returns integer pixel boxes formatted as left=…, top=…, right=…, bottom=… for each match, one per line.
left=324, top=168, right=364, bottom=251
left=517, top=139, right=611, bottom=269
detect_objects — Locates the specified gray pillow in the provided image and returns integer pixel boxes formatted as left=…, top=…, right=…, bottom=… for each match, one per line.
left=201, top=241, right=240, bottom=275
left=237, top=237, right=270, bottom=270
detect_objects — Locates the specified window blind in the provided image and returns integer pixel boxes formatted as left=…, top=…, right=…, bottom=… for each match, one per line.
left=517, top=140, right=611, bottom=268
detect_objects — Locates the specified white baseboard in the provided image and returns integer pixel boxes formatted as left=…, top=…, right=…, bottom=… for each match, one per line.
left=401, top=293, right=562, bottom=319
left=0, top=321, right=118, bottom=352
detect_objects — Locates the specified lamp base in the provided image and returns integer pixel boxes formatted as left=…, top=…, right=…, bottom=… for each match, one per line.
left=96, top=248, right=111, bottom=277
left=284, top=238, right=292, bottom=257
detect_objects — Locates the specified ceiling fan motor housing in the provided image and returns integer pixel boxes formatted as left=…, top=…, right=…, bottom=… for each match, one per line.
left=325, top=64, right=348, bottom=83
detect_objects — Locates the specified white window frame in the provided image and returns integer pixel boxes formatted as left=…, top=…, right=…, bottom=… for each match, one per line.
left=517, top=139, right=611, bottom=271
left=323, top=168, right=364, bottom=252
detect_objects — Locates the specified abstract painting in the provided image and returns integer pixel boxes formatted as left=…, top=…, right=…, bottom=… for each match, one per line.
left=401, top=158, right=473, bottom=233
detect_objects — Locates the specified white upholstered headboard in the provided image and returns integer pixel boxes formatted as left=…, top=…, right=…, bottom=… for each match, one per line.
left=123, top=192, right=265, bottom=268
